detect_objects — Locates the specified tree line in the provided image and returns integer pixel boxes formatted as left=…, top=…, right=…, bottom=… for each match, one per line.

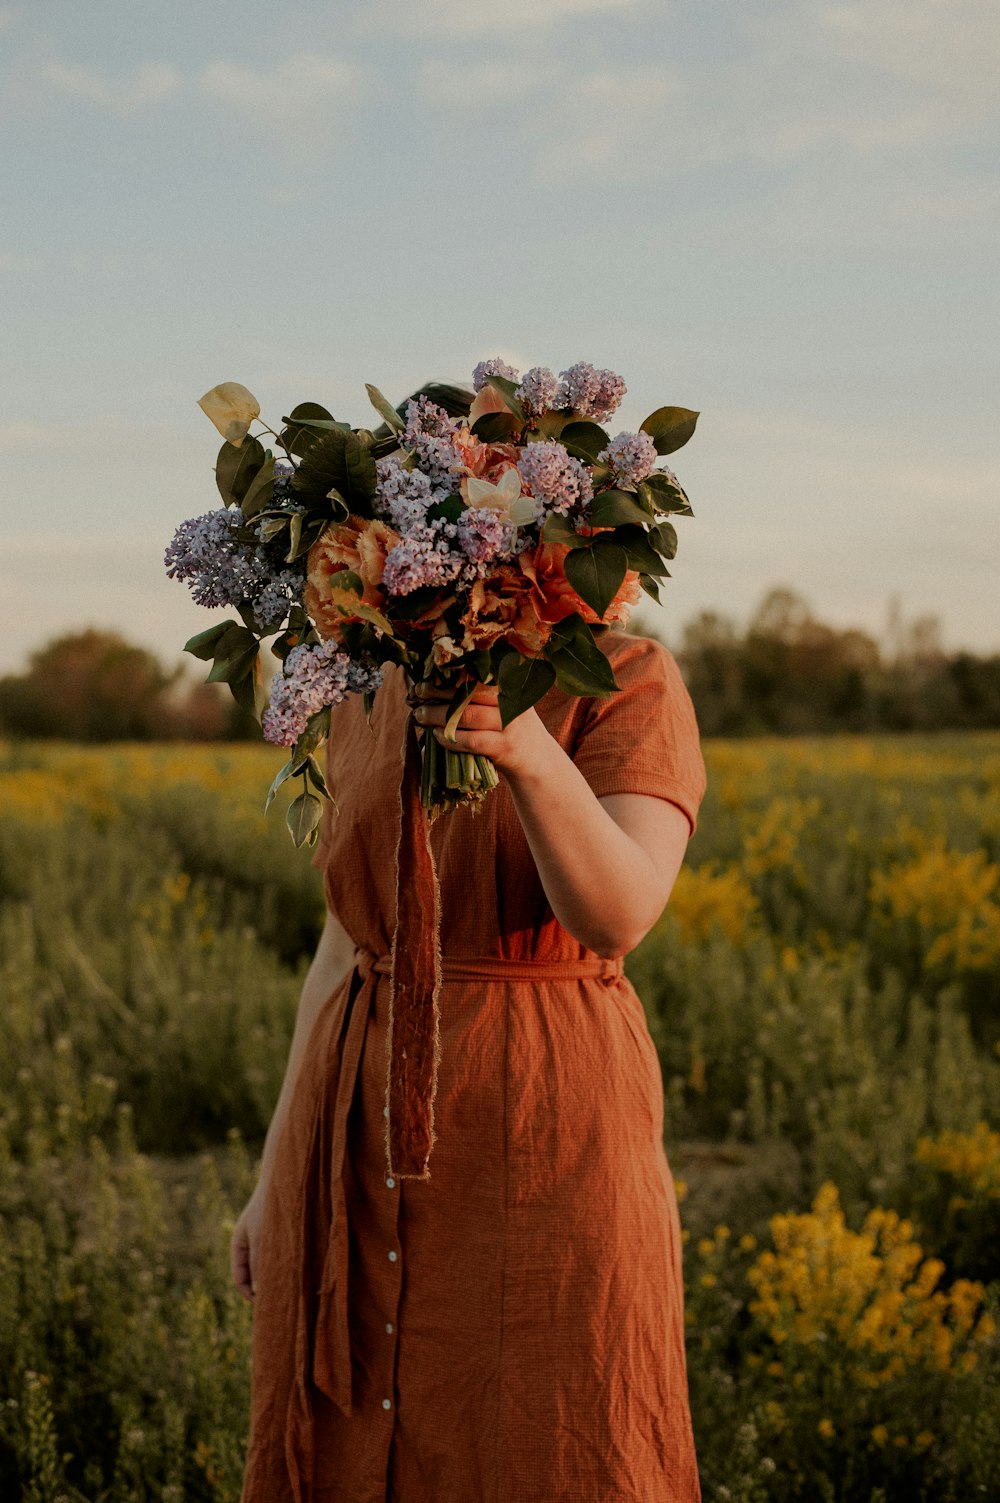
left=1, top=590, right=998, bottom=741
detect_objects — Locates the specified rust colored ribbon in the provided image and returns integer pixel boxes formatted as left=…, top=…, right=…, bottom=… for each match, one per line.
left=384, top=712, right=443, bottom=1181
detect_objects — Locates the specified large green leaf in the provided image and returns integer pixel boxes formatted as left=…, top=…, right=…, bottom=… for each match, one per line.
left=639, top=406, right=699, bottom=456
left=240, top=454, right=276, bottom=520
left=564, top=541, right=628, bottom=619
left=205, top=623, right=259, bottom=684
left=613, top=524, right=671, bottom=577
left=278, top=403, right=344, bottom=458
left=184, top=619, right=239, bottom=661
left=639, top=573, right=662, bottom=603
left=588, top=488, right=651, bottom=527
left=470, top=411, right=520, bottom=443
left=215, top=436, right=265, bottom=507
left=264, top=757, right=300, bottom=815
left=293, top=427, right=377, bottom=514
left=649, top=520, right=678, bottom=560
left=497, top=653, right=556, bottom=728
left=364, top=383, right=405, bottom=433
left=548, top=614, right=617, bottom=698
left=559, top=421, right=608, bottom=461
left=638, top=470, right=694, bottom=516
left=286, top=789, right=323, bottom=847
left=343, top=430, right=378, bottom=509
left=485, top=374, right=526, bottom=420
left=541, top=513, right=586, bottom=548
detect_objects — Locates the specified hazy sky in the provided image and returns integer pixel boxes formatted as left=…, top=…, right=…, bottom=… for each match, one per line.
left=2, top=0, right=998, bottom=680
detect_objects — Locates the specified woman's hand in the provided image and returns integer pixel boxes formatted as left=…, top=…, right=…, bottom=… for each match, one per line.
left=231, top=1185, right=266, bottom=1303
left=409, top=680, right=550, bottom=778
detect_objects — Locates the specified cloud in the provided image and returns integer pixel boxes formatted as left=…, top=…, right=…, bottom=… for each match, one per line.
left=199, top=53, right=358, bottom=156
left=419, top=58, right=554, bottom=110
left=38, top=59, right=180, bottom=114
left=374, top=0, right=638, bottom=34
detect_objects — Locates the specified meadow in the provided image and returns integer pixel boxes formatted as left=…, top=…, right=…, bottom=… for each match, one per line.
left=1, top=733, right=999, bottom=1501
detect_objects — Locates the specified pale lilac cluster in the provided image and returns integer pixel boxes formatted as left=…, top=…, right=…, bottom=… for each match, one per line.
left=556, top=362, right=626, bottom=423
left=456, top=506, right=517, bottom=564
left=164, top=507, right=305, bottom=629
left=516, top=366, right=561, bottom=416
left=472, top=357, right=520, bottom=392
left=382, top=526, right=464, bottom=595
left=597, top=430, right=658, bottom=484
left=262, top=640, right=384, bottom=747
left=517, top=440, right=593, bottom=517
left=272, top=460, right=295, bottom=500
left=374, top=456, right=439, bottom=532
left=402, top=397, right=465, bottom=487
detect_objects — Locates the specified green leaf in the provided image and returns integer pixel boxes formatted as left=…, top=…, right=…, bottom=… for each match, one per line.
left=485, top=374, right=526, bottom=420
left=497, top=653, right=557, bottom=727
left=426, top=494, right=466, bottom=524
left=588, top=488, right=652, bottom=527
left=470, top=410, right=520, bottom=443
left=649, top=520, right=678, bottom=560
left=343, top=430, right=378, bottom=509
left=278, top=404, right=344, bottom=458
left=639, top=573, right=662, bottom=603
left=613, top=524, right=671, bottom=577
left=364, top=383, right=405, bottom=433
left=541, top=513, right=587, bottom=548
left=214, top=436, right=265, bottom=507
left=639, top=406, right=699, bottom=456
left=304, top=754, right=331, bottom=799
left=240, top=454, right=276, bottom=520
left=228, top=667, right=260, bottom=719
left=184, top=620, right=239, bottom=661
left=564, top=541, right=628, bottom=619
left=205, top=624, right=259, bottom=684
left=547, top=614, right=617, bottom=698
left=264, top=757, right=302, bottom=815
left=639, top=470, right=694, bottom=516
left=285, top=510, right=304, bottom=562
left=559, top=421, right=608, bottom=461
left=530, top=410, right=569, bottom=440
left=286, top=789, right=323, bottom=848
left=292, top=427, right=376, bottom=514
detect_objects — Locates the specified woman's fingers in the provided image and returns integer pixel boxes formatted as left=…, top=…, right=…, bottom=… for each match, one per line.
left=414, top=700, right=501, bottom=731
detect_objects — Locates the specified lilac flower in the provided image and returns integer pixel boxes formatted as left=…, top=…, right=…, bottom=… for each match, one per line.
left=456, top=506, right=518, bottom=566
left=555, top=362, right=627, bottom=423
left=164, top=507, right=305, bottom=630
left=597, top=430, right=658, bottom=484
left=262, top=640, right=384, bottom=747
left=516, top=366, right=560, bottom=416
left=517, top=440, right=594, bottom=516
left=382, top=525, right=465, bottom=595
left=472, top=357, right=521, bottom=392
left=374, top=456, right=438, bottom=532
left=272, top=461, right=296, bottom=500
left=402, top=397, right=465, bottom=488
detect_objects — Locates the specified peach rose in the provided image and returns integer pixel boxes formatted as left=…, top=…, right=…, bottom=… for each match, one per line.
left=459, top=567, right=552, bottom=658
left=518, top=541, right=642, bottom=629
left=304, top=516, right=399, bottom=639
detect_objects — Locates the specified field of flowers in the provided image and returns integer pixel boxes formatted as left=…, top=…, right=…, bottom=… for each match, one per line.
left=1, top=732, right=999, bottom=1501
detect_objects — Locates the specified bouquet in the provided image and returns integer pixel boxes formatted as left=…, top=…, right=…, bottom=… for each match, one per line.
left=166, top=357, right=698, bottom=839
left=166, top=357, right=698, bottom=1178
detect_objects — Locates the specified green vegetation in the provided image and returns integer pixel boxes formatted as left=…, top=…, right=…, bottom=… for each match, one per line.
left=1, top=735, right=998, bottom=1500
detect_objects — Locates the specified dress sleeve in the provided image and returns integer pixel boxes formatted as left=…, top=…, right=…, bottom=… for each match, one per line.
left=570, top=634, right=708, bottom=836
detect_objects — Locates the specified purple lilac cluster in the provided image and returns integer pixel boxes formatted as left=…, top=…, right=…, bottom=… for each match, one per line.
left=517, top=440, right=593, bottom=517
left=402, top=396, right=466, bottom=488
left=382, top=527, right=464, bottom=596
left=556, top=362, right=626, bottom=423
left=456, top=506, right=517, bottom=564
left=262, top=640, right=384, bottom=747
left=597, top=430, right=658, bottom=485
left=164, top=507, right=305, bottom=630
left=472, top=357, right=520, bottom=392
left=516, top=366, right=560, bottom=416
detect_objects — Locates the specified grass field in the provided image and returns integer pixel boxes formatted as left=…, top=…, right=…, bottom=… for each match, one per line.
left=1, top=733, right=999, bottom=1501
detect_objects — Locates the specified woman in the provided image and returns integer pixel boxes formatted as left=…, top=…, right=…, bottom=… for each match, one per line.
left=231, top=617, right=707, bottom=1501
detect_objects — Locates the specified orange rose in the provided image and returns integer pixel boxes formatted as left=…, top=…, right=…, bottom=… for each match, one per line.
left=518, top=540, right=642, bottom=629
left=459, top=566, right=552, bottom=658
left=454, top=427, right=522, bottom=486
left=304, top=516, right=399, bottom=639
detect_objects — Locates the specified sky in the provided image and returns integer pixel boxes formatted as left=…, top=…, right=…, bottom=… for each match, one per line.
left=1, top=0, right=998, bottom=681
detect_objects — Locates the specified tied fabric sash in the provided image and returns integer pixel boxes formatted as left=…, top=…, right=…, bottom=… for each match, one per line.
left=384, top=712, right=443, bottom=1180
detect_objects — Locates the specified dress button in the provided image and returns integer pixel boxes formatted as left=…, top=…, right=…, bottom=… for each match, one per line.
left=386, top=1321, right=394, bottom=1334
left=388, top=1249, right=398, bottom=1262
left=386, top=1176, right=395, bottom=1189
left=383, top=1105, right=389, bottom=1118
left=382, top=1398, right=392, bottom=1411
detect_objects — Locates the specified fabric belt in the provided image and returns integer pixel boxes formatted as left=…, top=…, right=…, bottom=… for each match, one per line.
left=297, top=946, right=625, bottom=1446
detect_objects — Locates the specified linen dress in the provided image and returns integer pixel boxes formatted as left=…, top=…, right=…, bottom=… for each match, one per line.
left=240, top=629, right=708, bottom=1503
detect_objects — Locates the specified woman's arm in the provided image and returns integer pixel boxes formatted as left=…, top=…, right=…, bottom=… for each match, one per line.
left=255, top=905, right=358, bottom=1189
left=413, top=684, right=691, bottom=958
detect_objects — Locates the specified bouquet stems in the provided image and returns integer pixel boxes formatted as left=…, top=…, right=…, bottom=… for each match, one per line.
left=418, top=722, right=500, bottom=817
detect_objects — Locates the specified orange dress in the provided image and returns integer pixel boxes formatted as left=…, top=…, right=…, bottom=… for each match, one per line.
left=240, top=630, right=707, bottom=1503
